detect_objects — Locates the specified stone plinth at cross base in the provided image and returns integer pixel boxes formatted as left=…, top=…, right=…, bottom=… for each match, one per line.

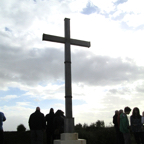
left=54, top=133, right=86, bottom=144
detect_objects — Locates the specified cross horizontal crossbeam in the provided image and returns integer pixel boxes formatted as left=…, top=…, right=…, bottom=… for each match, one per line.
left=43, top=34, right=90, bottom=48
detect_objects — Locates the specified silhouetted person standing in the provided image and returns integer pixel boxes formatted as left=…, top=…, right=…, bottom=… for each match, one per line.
left=120, top=106, right=131, bottom=144
left=113, top=110, right=120, bottom=144
left=117, top=109, right=124, bottom=144
left=53, top=110, right=65, bottom=140
left=0, top=111, right=6, bottom=144
left=45, top=108, right=54, bottom=144
left=29, top=107, right=46, bottom=144
left=130, top=107, right=144, bottom=144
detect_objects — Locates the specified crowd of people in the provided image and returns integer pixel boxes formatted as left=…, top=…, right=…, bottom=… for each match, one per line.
left=113, top=106, right=144, bottom=144
left=0, top=107, right=64, bottom=144
left=2, top=106, right=144, bottom=144
left=29, top=107, right=65, bottom=144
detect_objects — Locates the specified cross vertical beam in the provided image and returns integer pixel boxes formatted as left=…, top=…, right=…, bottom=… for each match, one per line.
left=64, top=18, right=74, bottom=133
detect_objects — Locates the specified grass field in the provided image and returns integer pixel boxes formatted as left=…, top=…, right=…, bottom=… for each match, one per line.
left=3, top=127, right=136, bottom=144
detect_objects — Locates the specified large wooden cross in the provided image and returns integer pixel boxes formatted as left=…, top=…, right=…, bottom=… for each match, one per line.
left=42, top=18, right=90, bottom=133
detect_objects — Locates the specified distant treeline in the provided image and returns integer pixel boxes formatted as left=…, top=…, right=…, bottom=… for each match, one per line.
left=75, top=120, right=105, bottom=129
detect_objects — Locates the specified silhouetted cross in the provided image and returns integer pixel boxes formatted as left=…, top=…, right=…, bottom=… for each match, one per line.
left=42, top=18, right=90, bottom=133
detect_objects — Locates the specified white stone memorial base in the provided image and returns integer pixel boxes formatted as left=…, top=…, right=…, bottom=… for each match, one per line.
left=54, top=133, right=86, bottom=144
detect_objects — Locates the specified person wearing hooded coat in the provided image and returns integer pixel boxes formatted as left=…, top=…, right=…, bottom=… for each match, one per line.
left=53, top=110, right=65, bottom=140
left=45, top=108, right=55, bottom=144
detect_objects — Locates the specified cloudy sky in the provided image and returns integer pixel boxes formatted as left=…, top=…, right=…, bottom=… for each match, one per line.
left=0, top=0, right=144, bottom=131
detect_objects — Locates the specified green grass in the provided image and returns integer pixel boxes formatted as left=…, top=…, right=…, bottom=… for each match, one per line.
left=4, top=131, right=31, bottom=144
left=3, top=127, right=136, bottom=144
left=75, top=126, right=136, bottom=144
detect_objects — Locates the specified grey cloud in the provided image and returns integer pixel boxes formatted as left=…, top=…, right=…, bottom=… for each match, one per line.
left=108, top=87, right=131, bottom=95
left=101, top=95, right=132, bottom=113
left=1, top=4, right=34, bottom=30
left=135, top=24, right=144, bottom=30
left=5, top=27, right=12, bottom=32
left=114, top=0, right=128, bottom=6
left=72, top=51, right=144, bottom=86
left=111, top=12, right=126, bottom=21
left=81, top=2, right=100, bottom=15
left=0, top=0, right=53, bottom=32
left=120, top=21, right=144, bottom=31
left=96, top=95, right=130, bottom=118
left=99, top=11, right=110, bottom=18
left=120, top=21, right=133, bottom=30
left=105, top=85, right=144, bottom=110
left=135, top=83, right=144, bottom=93
left=136, top=88, right=144, bottom=93
left=0, top=44, right=64, bottom=86
left=1, top=43, right=144, bottom=88
left=81, top=2, right=114, bottom=18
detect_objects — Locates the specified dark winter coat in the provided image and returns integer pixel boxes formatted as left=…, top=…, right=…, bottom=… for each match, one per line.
left=45, top=112, right=54, bottom=133
left=53, top=110, right=65, bottom=139
left=113, top=114, right=118, bottom=128
left=130, top=115, right=143, bottom=132
left=29, top=110, right=46, bottom=130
